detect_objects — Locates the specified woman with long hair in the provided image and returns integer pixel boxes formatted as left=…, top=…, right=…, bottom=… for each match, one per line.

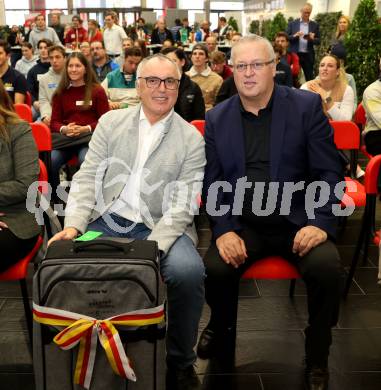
left=0, top=80, right=40, bottom=271
left=330, top=16, right=350, bottom=58
left=161, top=46, right=205, bottom=122
left=134, top=39, right=148, bottom=58
left=50, top=52, right=109, bottom=198
left=301, top=54, right=364, bottom=177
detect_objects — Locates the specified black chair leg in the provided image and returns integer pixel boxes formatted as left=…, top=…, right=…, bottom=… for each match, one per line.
left=289, top=279, right=296, bottom=298
left=20, top=279, right=33, bottom=350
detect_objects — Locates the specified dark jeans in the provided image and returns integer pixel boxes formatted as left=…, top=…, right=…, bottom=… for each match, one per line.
left=204, top=221, right=344, bottom=366
left=0, top=229, right=39, bottom=272
left=298, top=52, right=314, bottom=81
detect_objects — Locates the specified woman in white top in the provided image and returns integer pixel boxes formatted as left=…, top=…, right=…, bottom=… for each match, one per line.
left=301, top=54, right=363, bottom=176
left=301, top=54, right=354, bottom=121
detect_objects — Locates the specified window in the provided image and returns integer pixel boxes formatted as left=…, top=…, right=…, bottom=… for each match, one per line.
left=178, top=0, right=204, bottom=9
left=4, top=0, right=29, bottom=9
left=5, top=11, right=29, bottom=26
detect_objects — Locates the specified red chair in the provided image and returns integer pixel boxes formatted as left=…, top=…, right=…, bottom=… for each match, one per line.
left=14, top=103, right=33, bottom=122
left=191, top=119, right=205, bottom=136
left=30, top=122, right=52, bottom=175
left=344, top=155, right=381, bottom=298
left=242, top=256, right=301, bottom=297
left=0, top=159, right=48, bottom=344
left=330, top=120, right=366, bottom=208
left=354, top=102, right=373, bottom=160
left=25, top=91, right=32, bottom=107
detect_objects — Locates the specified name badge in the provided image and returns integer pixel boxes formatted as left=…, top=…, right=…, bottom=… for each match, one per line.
left=71, top=34, right=76, bottom=38
left=48, top=83, right=57, bottom=89
left=76, top=100, right=92, bottom=106
left=4, top=84, right=14, bottom=92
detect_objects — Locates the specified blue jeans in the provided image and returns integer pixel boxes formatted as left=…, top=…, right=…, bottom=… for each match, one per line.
left=51, top=145, right=88, bottom=198
left=87, top=213, right=205, bottom=369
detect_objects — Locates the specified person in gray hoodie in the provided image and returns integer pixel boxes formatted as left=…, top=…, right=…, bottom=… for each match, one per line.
left=39, top=45, right=66, bottom=127
left=29, top=14, right=62, bottom=51
left=15, top=42, right=38, bottom=77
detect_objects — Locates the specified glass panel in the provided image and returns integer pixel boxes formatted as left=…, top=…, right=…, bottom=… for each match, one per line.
left=45, top=0, right=68, bottom=8
left=146, top=0, right=163, bottom=8
left=5, top=10, right=29, bottom=26
left=4, top=0, right=29, bottom=9
left=178, top=0, right=204, bottom=9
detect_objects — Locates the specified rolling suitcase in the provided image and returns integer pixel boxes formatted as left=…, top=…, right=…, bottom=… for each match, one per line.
left=33, top=238, right=166, bottom=390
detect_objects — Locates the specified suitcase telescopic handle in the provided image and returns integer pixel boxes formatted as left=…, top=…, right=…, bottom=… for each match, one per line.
left=73, top=239, right=134, bottom=253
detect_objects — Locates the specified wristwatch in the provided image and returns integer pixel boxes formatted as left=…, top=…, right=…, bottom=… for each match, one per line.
left=324, top=96, right=332, bottom=104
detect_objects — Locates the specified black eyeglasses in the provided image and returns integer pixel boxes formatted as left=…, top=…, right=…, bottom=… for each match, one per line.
left=234, top=59, right=275, bottom=72
left=138, top=76, right=180, bottom=90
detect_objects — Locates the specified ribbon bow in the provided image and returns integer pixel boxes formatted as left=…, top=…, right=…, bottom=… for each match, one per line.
left=33, top=303, right=165, bottom=389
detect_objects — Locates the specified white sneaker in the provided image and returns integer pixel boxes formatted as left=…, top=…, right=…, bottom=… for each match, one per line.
left=356, top=168, right=365, bottom=179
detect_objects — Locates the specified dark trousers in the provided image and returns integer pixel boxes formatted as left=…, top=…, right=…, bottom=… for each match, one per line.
left=298, top=52, right=314, bottom=81
left=364, top=131, right=381, bottom=187
left=204, top=221, right=344, bottom=366
left=0, top=228, right=39, bottom=272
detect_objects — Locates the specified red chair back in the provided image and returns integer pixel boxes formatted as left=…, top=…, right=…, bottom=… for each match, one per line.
left=38, top=158, right=49, bottom=195
left=30, top=122, right=52, bottom=152
left=354, top=102, right=366, bottom=128
left=330, top=120, right=360, bottom=150
left=14, top=103, right=33, bottom=123
left=364, top=154, right=381, bottom=195
left=25, top=91, right=32, bottom=107
left=0, top=236, right=43, bottom=280
left=242, top=256, right=300, bottom=280
left=191, top=120, right=205, bottom=136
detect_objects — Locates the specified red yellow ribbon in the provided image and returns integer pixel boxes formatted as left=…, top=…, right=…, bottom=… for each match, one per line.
left=33, top=303, right=165, bottom=389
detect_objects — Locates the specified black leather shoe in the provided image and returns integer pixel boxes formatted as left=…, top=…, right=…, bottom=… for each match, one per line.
left=305, top=366, right=329, bottom=390
left=197, top=328, right=217, bottom=359
left=166, top=365, right=201, bottom=390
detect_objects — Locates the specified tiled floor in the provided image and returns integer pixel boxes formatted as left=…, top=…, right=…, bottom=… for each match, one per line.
left=1, top=206, right=381, bottom=389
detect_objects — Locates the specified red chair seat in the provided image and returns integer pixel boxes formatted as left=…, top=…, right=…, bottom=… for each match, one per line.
left=242, top=256, right=300, bottom=280
left=341, top=177, right=366, bottom=208
left=0, top=235, right=43, bottom=280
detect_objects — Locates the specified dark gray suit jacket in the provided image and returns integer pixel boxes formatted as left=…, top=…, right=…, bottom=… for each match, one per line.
left=0, top=121, right=40, bottom=239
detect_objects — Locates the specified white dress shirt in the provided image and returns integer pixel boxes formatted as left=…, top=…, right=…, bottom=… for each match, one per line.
left=111, top=107, right=174, bottom=222
left=103, top=24, right=127, bottom=56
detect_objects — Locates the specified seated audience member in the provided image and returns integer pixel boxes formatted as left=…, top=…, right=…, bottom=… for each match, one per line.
left=101, top=47, right=142, bottom=110
left=28, top=14, right=62, bottom=51
left=80, top=41, right=92, bottom=62
left=50, top=53, right=109, bottom=197
left=210, top=51, right=233, bottom=80
left=48, top=54, right=205, bottom=390
left=50, top=13, right=65, bottom=44
left=0, top=80, right=40, bottom=272
left=134, top=39, right=148, bottom=58
left=163, top=39, right=173, bottom=49
left=362, top=59, right=381, bottom=157
left=301, top=54, right=354, bottom=121
left=330, top=15, right=350, bottom=60
left=197, top=35, right=344, bottom=390
left=27, top=39, right=53, bottom=118
left=115, top=37, right=134, bottom=67
left=15, top=42, right=38, bottom=78
left=215, top=75, right=237, bottom=104
left=205, top=35, right=218, bottom=53
left=87, top=19, right=103, bottom=43
left=64, top=15, right=88, bottom=49
left=301, top=54, right=362, bottom=178
left=226, top=32, right=242, bottom=63
left=39, top=45, right=66, bottom=127
left=7, top=25, right=25, bottom=67
left=195, top=20, right=211, bottom=42
left=150, top=17, right=174, bottom=45
left=186, top=44, right=223, bottom=111
left=330, top=44, right=358, bottom=110
left=0, top=40, right=27, bottom=104
left=274, top=31, right=300, bottom=87
left=162, top=47, right=205, bottom=121
left=216, top=17, right=233, bottom=41
left=135, top=17, right=147, bottom=40
left=91, top=41, right=119, bottom=82
left=274, top=45, right=293, bottom=87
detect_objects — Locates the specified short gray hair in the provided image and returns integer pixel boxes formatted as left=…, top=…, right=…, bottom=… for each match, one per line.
left=231, top=34, right=275, bottom=64
left=136, top=53, right=181, bottom=80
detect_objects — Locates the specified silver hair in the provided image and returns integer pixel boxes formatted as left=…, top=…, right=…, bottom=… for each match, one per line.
left=231, top=34, right=275, bottom=64
left=136, top=53, right=181, bottom=80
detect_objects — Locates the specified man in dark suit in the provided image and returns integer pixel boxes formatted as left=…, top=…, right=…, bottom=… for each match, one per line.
left=197, top=35, right=344, bottom=390
left=287, top=2, right=320, bottom=81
